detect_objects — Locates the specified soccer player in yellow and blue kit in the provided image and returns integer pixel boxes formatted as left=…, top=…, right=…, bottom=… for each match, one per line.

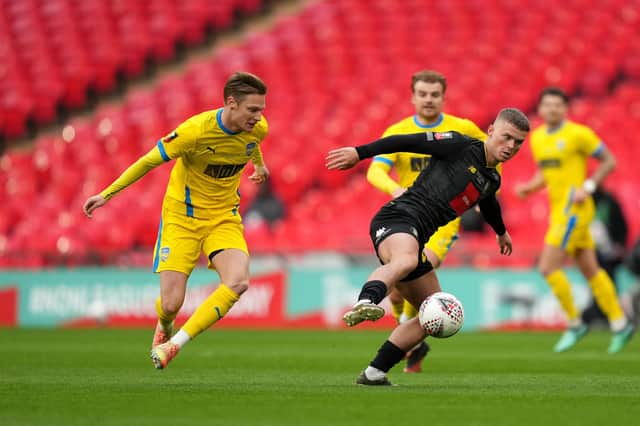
left=516, top=87, right=635, bottom=354
left=83, top=72, right=270, bottom=369
left=366, top=70, right=487, bottom=372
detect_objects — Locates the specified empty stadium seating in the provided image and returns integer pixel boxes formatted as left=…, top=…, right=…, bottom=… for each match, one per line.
left=1, top=0, right=639, bottom=267
left=0, top=0, right=265, bottom=139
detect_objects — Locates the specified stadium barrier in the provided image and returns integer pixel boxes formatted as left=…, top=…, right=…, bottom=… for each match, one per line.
left=0, top=267, right=637, bottom=330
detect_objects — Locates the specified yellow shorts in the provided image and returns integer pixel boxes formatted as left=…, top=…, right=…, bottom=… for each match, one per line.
left=544, top=211, right=595, bottom=256
left=152, top=209, right=248, bottom=275
left=424, top=217, right=460, bottom=261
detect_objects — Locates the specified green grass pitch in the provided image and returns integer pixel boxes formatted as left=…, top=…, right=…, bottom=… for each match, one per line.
left=1, top=328, right=638, bottom=426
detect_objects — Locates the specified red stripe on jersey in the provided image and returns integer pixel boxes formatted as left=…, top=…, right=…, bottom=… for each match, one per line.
left=450, top=182, right=480, bottom=216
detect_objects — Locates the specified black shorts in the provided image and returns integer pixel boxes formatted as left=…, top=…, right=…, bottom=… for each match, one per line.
left=369, top=206, right=434, bottom=282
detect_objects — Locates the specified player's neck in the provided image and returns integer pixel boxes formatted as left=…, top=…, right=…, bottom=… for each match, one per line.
left=545, top=120, right=565, bottom=133
left=220, top=108, right=242, bottom=133
left=415, top=112, right=443, bottom=127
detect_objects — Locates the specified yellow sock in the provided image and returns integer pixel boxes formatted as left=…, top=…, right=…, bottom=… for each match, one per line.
left=588, top=269, right=625, bottom=322
left=390, top=300, right=404, bottom=322
left=155, top=297, right=178, bottom=330
left=545, top=270, right=579, bottom=321
left=182, top=284, right=240, bottom=339
left=403, top=300, right=418, bottom=320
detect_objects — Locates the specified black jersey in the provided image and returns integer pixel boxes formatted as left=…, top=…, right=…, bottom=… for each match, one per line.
left=356, top=131, right=506, bottom=239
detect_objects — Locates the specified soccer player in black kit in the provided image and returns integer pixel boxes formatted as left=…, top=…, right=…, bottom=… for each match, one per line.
left=326, top=108, right=530, bottom=385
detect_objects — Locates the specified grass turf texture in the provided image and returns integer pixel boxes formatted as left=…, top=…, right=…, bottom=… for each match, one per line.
left=0, top=329, right=638, bottom=426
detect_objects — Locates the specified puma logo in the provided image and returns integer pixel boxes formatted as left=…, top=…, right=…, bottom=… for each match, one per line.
left=206, top=147, right=216, bottom=154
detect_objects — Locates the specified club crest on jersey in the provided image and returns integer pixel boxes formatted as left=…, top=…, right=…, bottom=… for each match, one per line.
left=434, top=132, right=453, bottom=140
left=246, top=142, right=257, bottom=156
left=556, top=139, right=565, bottom=149
left=160, top=247, right=170, bottom=262
left=468, top=165, right=477, bottom=174
left=162, top=131, right=178, bottom=143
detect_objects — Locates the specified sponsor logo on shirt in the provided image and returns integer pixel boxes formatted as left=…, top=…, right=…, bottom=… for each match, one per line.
left=434, top=132, right=453, bottom=140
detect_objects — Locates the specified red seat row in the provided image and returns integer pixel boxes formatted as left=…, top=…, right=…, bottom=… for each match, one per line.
left=1, top=0, right=639, bottom=267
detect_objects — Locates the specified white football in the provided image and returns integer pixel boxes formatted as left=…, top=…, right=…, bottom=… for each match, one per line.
left=418, top=291, right=464, bottom=338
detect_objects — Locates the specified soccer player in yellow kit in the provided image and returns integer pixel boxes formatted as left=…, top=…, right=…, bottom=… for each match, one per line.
left=366, top=70, right=487, bottom=372
left=83, top=72, right=270, bottom=369
left=516, top=87, right=635, bottom=353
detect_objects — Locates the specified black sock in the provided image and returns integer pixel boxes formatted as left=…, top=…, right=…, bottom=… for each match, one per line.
left=370, top=340, right=406, bottom=373
left=358, top=280, right=387, bottom=305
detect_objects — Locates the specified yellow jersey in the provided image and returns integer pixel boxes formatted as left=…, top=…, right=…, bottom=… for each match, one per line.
left=530, top=120, right=603, bottom=217
left=100, top=108, right=268, bottom=219
left=368, top=113, right=487, bottom=193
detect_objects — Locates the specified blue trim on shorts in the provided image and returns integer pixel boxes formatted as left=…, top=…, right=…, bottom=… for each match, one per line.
left=561, top=215, right=578, bottom=249
left=156, top=140, right=170, bottom=162
left=185, top=186, right=194, bottom=217
left=373, top=156, right=394, bottom=166
left=153, top=216, right=163, bottom=272
left=563, top=188, right=575, bottom=215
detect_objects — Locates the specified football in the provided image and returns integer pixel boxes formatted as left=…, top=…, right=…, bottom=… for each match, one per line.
left=418, top=292, right=465, bottom=338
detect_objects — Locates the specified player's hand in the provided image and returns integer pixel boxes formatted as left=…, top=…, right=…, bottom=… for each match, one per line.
left=249, top=165, right=270, bottom=184
left=326, top=147, right=359, bottom=170
left=572, top=188, right=588, bottom=204
left=514, top=183, right=530, bottom=199
left=83, top=195, right=107, bottom=218
left=391, top=187, right=407, bottom=198
left=497, top=231, right=512, bottom=256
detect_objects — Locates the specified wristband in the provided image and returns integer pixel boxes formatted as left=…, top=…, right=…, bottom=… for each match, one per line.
left=583, top=179, right=596, bottom=194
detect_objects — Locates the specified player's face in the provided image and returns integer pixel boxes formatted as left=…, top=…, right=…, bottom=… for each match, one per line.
left=227, top=94, right=266, bottom=132
left=411, top=81, right=444, bottom=121
left=487, top=120, right=527, bottom=163
left=538, top=95, right=567, bottom=127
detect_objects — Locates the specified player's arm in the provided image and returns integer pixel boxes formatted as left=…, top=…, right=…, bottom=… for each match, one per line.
left=583, top=145, right=616, bottom=194
left=367, top=157, right=403, bottom=196
left=83, top=120, right=198, bottom=218
left=249, top=145, right=269, bottom=184
left=575, top=128, right=616, bottom=203
left=82, top=145, right=168, bottom=217
left=515, top=170, right=546, bottom=199
left=326, top=132, right=467, bottom=170
left=477, top=194, right=512, bottom=256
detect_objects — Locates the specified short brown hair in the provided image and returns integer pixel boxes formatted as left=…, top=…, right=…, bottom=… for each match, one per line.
left=223, top=72, right=267, bottom=103
left=538, top=87, right=569, bottom=105
left=496, top=108, right=530, bottom=132
left=411, top=70, right=447, bottom=94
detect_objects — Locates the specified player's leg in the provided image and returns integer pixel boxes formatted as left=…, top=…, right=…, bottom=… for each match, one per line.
left=344, top=232, right=420, bottom=327
left=179, top=248, right=248, bottom=341
left=152, top=271, right=188, bottom=348
left=357, top=271, right=440, bottom=385
left=539, top=243, right=587, bottom=352
left=388, top=288, right=405, bottom=323
left=150, top=213, right=200, bottom=361
left=574, top=246, right=635, bottom=353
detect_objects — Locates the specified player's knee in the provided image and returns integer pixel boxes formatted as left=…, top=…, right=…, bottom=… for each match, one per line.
left=227, top=280, right=249, bottom=296
left=392, top=255, right=419, bottom=278
left=161, top=299, right=183, bottom=315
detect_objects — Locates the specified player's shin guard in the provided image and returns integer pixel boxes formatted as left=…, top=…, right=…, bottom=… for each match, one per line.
left=155, top=297, right=178, bottom=331
left=546, top=270, right=580, bottom=323
left=402, top=300, right=418, bottom=320
left=358, top=280, right=387, bottom=305
left=182, top=284, right=240, bottom=339
left=588, top=269, right=627, bottom=331
left=370, top=340, right=407, bottom=374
